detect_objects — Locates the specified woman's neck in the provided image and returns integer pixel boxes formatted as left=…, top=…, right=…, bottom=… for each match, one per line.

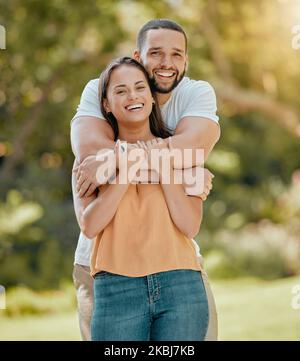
left=118, top=122, right=155, bottom=143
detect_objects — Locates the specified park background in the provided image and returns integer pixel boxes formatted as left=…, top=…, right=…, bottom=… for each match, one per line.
left=1, top=0, right=300, bottom=340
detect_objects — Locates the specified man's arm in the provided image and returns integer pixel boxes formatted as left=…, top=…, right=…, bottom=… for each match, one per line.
left=71, top=116, right=115, bottom=162
left=72, top=116, right=219, bottom=197
left=172, top=116, right=221, bottom=163
left=71, top=116, right=117, bottom=196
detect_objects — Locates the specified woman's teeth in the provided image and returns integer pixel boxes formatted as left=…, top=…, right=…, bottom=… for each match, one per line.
left=126, top=103, right=144, bottom=111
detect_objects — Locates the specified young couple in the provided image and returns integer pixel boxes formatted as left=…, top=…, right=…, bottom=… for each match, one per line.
left=71, top=19, right=220, bottom=341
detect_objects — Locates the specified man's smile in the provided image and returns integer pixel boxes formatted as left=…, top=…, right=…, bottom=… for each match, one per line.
left=154, top=70, right=177, bottom=80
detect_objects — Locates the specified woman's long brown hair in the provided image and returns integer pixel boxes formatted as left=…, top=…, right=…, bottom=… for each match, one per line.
left=98, top=57, right=172, bottom=141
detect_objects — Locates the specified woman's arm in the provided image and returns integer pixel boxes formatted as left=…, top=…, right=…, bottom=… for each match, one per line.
left=159, top=165, right=203, bottom=239
left=72, top=146, right=147, bottom=239
left=72, top=163, right=130, bottom=239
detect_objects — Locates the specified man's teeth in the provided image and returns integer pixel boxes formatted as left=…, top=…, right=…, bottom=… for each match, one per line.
left=156, top=72, right=175, bottom=77
left=126, top=103, right=144, bottom=110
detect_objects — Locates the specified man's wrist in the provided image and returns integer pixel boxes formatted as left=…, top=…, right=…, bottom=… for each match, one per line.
left=167, top=136, right=175, bottom=169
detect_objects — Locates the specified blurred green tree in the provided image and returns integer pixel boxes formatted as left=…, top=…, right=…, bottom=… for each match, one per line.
left=1, top=0, right=300, bottom=288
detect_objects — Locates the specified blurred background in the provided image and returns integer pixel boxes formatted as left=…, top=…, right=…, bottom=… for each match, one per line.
left=1, top=0, right=300, bottom=340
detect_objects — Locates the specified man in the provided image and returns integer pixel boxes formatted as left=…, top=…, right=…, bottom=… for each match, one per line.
left=71, top=19, right=220, bottom=341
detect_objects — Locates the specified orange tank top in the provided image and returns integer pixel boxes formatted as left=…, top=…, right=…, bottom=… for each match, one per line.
left=90, top=182, right=202, bottom=277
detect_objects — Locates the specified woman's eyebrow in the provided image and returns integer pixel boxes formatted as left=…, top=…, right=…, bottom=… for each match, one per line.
left=114, top=80, right=145, bottom=89
left=114, top=84, right=126, bottom=89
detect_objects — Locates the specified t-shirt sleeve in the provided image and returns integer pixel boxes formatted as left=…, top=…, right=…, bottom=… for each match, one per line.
left=181, top=81, right=219, bottom=123
left=71, top=79, right=104, bottom=122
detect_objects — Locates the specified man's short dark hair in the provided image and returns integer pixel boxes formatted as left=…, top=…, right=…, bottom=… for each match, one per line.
left=137, top=19, right=187, bottom=52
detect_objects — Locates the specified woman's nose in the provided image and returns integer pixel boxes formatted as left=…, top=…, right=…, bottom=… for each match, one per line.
left=128, top=90, right=138, bottom=100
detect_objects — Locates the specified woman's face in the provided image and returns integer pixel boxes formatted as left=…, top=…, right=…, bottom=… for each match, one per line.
left=104, top=64, right=154, bottom=126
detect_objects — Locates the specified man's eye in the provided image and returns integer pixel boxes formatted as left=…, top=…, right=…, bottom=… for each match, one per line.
left=174, top=53, right=182, bottom=57
left=137, top=86, right=146, bottom=90
left=117, top=90, right=125, bottom=94
left=151, top=52, right=159, bottom=56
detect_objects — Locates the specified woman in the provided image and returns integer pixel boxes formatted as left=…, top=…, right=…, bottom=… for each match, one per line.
left=72, top=57, right=208, bottom=341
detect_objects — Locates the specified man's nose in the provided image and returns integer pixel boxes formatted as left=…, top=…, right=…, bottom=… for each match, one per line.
left=160, top=54, right=174, bottom=68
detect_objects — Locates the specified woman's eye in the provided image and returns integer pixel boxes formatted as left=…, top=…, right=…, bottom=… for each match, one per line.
left=174, top=53, right=182, bottom=58
left=151, top=52, right=159, bottom=56
left=137, top=86, right=146, bottom=90
left=117, top=90, right=125, bottom=94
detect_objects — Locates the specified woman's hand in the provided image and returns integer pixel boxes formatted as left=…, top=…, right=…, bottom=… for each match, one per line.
left=116, top=140, right=148, bottom=183
left=136, top=138, right=169, bottom=172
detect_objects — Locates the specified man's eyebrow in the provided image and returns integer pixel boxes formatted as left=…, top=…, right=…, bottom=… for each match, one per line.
left=114, top=80, right=145, bottom=89
left=148, top=46, right=184, bottom=53
left=173, top=48, right=184, bottom=53
left=148, top=47, right=162, bottom=51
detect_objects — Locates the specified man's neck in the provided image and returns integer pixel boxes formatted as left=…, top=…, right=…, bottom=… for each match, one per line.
left=156, top=92, right=173, bottom=107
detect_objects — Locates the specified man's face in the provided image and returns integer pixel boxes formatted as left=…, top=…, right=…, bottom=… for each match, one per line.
left=134, top=29, right=188, bottom=94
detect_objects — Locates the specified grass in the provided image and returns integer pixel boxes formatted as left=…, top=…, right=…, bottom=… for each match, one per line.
left=0, top=312, right=81, bottom=341
left=0, top=276, right=300, bottom=340
left=213, top=276, right=300, bottom=340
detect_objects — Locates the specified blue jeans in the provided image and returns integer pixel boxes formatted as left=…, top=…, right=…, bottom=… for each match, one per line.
left=91, top=269, right=209, bottom=341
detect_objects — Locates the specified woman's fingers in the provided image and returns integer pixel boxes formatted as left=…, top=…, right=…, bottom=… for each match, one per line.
left=137, top=140, right=148, bottom=151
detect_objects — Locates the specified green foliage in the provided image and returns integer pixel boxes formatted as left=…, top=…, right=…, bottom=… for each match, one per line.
left=3, top=282, right=76, bottom=317
left=204, top=179, right=300, bottom=279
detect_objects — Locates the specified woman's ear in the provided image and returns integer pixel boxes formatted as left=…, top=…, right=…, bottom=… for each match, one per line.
left=103, top=99, right=111, bottom=113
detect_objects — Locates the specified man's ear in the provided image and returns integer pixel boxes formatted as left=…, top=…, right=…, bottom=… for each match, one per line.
left=103, top=99, right=111, bottom=113
left=133, top=49, right=141, bottom=62
left=185, top=54, right=189, bottom=72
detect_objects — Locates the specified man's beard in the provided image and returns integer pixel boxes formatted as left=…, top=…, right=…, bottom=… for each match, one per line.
left=149, top=70, right=186, bottom=94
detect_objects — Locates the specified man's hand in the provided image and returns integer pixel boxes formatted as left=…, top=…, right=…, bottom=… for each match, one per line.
left=183, top=167, right=214, bottom=201
left=134, top=138, right=215, bottom=198
left=74, top=148, right=116, bottom=197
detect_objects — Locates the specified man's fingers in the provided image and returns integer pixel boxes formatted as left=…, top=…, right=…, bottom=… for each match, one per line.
left=85, top=183, right=97, bottom=197
left=78, top=179, right=91, bottom=198
left=76, top=168, right=82, bottom=181
left=76, top=173, right=86, bottom=191
left=200, top=194, right=207, bottom=201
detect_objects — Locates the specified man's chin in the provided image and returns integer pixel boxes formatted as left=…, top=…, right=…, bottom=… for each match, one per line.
left=152, top=80, right=178, bottom=94
left=154, top=86, right=174, bottom=94
left=151, top=74, right=185, bottom=94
